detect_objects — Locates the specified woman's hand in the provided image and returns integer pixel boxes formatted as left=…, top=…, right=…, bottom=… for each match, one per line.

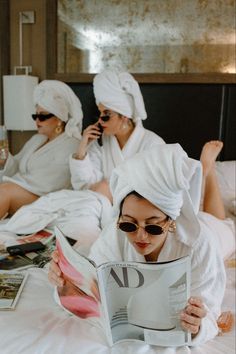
left=180, top=297, right=207, bottom=336
left=74, top=123, right=102, bottom=160
left=48, top=250, right=65, bottom=287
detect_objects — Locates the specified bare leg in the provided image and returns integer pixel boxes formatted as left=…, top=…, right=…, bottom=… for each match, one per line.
left=0, top=182, right=39, bottom=219
left=89, top=179, right=113, bottom=203
left=200, top=141, right=225, bottom=220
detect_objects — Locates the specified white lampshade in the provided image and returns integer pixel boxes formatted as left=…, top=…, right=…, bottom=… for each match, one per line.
left=3, top=75, right=39, bottom=131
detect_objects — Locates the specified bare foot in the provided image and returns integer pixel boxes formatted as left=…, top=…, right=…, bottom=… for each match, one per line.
left=200, top=140, right=223, bottom=177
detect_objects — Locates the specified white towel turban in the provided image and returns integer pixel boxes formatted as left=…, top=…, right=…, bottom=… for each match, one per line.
left=93, top=69, right=147, bottom=123
left=33, top=80, right=83, bottom=139
left=110, top=144, right=203, bottom=246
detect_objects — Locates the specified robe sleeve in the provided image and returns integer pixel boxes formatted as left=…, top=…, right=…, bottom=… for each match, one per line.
left=89, top=222, right=123, bottom=266
left=189, top=224, right=226, bottom=346
left=70, top=141, right=104, bottom=190
left=1, top=138, right=32, bottom=180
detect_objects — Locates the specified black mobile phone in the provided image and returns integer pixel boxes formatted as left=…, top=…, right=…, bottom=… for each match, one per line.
left=97, top=123, right=103, bottom=146
left=6, top=241, right=46, bottom=256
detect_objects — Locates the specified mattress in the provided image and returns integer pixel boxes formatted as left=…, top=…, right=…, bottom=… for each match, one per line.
left=0, top=263, right=235, bottom=354
left=0, top=160, right=235, bottom=353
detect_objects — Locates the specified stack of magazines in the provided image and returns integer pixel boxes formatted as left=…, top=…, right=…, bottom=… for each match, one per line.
left=0, top=229, right=55, bottom=311
left=0, top=229, right=55, bottom=271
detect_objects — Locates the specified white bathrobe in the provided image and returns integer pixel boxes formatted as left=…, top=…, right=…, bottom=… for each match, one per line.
left=0, top=189, right=112, bottom=256
left=89, top=216, right=226, bottom=346
left=1, top=132, right=78, bottom=196
left=70, top=125, right=165, bottom=190
left=88, top=143, right=229, bottom=346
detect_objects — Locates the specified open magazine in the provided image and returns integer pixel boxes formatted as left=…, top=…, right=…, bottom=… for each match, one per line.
left=0, top=230, right=55, bottom=271
left=54, top=227, right=191, bottom=347
left=0, top=271, right=28, bottom=310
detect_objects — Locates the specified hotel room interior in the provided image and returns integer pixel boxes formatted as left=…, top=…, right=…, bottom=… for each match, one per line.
left=0, top=1, right=235, bottom=353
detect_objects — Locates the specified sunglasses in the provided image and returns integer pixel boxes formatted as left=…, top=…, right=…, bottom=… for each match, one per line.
left=100, top=115, right=110, bottom=122
left=32, top=113, right=54, bottom=122
left=99, top=110, right=119, bottom=122
left=117, top=219, right=169, bottom=236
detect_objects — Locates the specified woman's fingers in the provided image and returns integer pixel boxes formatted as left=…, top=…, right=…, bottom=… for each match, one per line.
left=84, top=124, right=102, bottom=136
left=180, top=297, right=207, bottom=335
left=51, top=250, right=59, bottom=262
left=180, top=320, right=200, bottom=334
left=188, top=297, right=207, bottom=318
left=48, top=251, right=65, bottom=287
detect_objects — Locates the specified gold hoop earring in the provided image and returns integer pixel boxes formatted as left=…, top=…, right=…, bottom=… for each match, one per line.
left=169, top=220, right=176, bottom=233
left=55, top=124, right=63, bottom=134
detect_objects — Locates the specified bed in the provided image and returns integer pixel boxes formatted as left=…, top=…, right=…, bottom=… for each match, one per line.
left=0, top=261, right=234, bottom=354
left=0, top=161, right=235, bottom=354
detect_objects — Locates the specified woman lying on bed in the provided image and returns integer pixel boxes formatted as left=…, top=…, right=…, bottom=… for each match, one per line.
left=49, top=143, right=235, bottom=346
left=0, top=80, right=83, bottom=219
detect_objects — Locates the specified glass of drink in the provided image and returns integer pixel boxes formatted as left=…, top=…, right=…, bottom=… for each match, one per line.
left=0, top=125, right=9, bottom=161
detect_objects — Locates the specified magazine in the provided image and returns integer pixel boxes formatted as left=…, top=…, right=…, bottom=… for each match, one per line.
left=6, top=229, right=54, bottom=247
left=54, top=227, right=191, bottom=347
left=0, top=234, right=56, bottom=271
left=0, top=271, right=28, bottom=310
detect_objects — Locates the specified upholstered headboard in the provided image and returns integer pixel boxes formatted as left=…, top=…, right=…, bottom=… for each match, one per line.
left=69, top=83, right=236, bottom=161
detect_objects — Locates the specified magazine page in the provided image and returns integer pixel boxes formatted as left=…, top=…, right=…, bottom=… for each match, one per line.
left=0, top=254, right=34, bottom=271
left=0, top=232, right=56, bottom=271
left=30, top=236, right=56, bottom=268
left=6, top=229, right=54, bottom=247
left=0, top=271, right=28, bottom=310
left=97, top=257, right=191, bottom=347
left=54, top=227, right=105, bottom=329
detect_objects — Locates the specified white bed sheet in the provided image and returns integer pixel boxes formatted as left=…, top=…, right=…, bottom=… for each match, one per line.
left=0, top=264, right=235, bottom=354
left=0, top=160, right=235, bottom=354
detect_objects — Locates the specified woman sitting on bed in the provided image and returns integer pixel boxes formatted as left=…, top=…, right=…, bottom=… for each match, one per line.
left=69, top=69, right=165, bottom=200
left=49, top=143, right=235, bottom=345
left=0, top=70, right=164, bottom=245
left=0, top=80, right=83, bottom=219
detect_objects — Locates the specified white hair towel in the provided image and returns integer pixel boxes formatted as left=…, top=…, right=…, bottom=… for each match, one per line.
left=110, top=143, right=203, bottom=246
left=34, top=80, right=83, bottom=139
left=93, top=69, right=147, bottom=123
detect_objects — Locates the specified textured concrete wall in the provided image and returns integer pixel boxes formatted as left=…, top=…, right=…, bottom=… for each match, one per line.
left=58, top=0, right=236, bottom=73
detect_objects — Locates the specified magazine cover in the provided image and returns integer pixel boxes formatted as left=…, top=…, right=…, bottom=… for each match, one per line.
left=55, top=227, right=191, bottom=347
left=97, top=258, right=191, bottom=346
left=8, top=229, right=54, bottom=246
left=0, top=234, right=56, bottom=271
left=0, top=271, right=28, bottom=310
left=0, top=254, right=34, bottom=271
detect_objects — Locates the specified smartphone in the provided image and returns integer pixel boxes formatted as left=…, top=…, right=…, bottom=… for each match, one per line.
left=6, top=241, right=46, bottom=256
left=97, top=123, right=103, bottom=146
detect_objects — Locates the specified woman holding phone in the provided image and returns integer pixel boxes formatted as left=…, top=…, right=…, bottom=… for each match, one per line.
left=69, top=69, right=165, bottom=200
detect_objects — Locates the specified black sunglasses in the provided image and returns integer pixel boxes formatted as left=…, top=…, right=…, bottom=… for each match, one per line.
left=99, top=115, right=110, bottom=122
left=117, top=219, right=169, bottom=236
left=32, top=113, right=54, bottom=122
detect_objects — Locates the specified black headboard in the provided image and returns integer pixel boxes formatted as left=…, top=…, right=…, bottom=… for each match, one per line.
left=69, top=83, right=236, bottom=161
